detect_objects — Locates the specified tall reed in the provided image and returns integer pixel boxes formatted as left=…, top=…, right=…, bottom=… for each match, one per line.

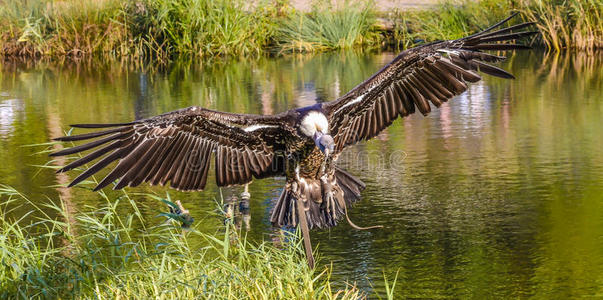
left=517, top=0, right=602, bottom=51
left=0, top=0, right=279, bottom=59
left=274, top=1, right=380, bottom=53
left=391, top=0, right=601, bottom=52
left=127, top=0, right=278, bottom=59
left=0, top=0, right=130, bottom=57
left=0, top=185, right=363, bottom=299
left=0, top=0, right=600, bottom=59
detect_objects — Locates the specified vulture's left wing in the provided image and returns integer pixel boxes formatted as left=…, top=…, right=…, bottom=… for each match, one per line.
left=51, top=106, right=291, bottom=191
left=323, top=13, right=536, bottom=151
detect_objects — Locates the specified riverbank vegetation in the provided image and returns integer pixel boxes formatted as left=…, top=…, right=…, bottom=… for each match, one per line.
left=0, top=0, right=600, bottom=59
left=0, top=185, right=372, bottom=299
left=394, top=0, right=601, bottom=52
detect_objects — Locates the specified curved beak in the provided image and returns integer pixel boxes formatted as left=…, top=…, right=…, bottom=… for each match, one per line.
left=314, top=133, right=335, bottom=157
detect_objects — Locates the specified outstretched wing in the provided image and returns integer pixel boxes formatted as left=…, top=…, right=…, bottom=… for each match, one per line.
left=323, top=13, right=536, bottom=151
left=51, top=106, right=291, bottom=191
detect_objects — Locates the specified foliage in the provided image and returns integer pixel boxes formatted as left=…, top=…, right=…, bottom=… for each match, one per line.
left=0, top=0, right=600, bottom=59
left=390, top=0, right=601, bottom=52
left=274, top=1, right=380, bottom=53
left=0, top=185, right=364, bottom=299
left=125, top=0, right=278, bottom=59
left=0, top=0, right=279, bottom=59
left=517, top=0, right=602, bottom=51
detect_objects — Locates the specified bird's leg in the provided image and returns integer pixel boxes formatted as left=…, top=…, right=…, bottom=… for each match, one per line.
left=320, top=167, right=339, bottom=223
left=239, top=183, right=251, bottom=231
left=319, top=156, right=337, bottom=222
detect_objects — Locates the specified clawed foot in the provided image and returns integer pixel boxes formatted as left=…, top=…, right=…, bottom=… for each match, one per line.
left=320, top=175, right=338, bottom=223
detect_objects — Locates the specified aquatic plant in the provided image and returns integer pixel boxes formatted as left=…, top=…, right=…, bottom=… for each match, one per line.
left=274, top=1, right=380, bottom=53
left=0, top=0, right=599, bottom=58
left=0, top=0, right=130, bottom=57
left=0, top=0, right=279, bottom=58
left=517, top=0, right=602, bottom=51
left=0, top=185, right=364, bottom=299
left=390, top=0, right=601, bottom=52
left=126, top=0, right=278, bottom=58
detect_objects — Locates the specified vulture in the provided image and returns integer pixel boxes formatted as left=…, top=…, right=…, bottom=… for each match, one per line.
left=52, top=13, right=536, bottom=268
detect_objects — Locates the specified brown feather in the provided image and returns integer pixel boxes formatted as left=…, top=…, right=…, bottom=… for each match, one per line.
left=240, top=150, right=252, bottom=182
left=180, top=138, right=203, bottom=190
left=414, top=72, right=448, bottom=103
left=466, top=43, right=531, bottom=51
left=370, top=102, right=379, bottom=137
left=113, top=139, right=156, bottom=190
left=380, top=96, right=391, bottom=125
left=420, top=66, right=456, bottom=98
left=215, top=146, right=226, bottom=186
left=129, top=138, right=169, bottom=187
left=402, top=79, right=431, bottom=115
left=87, top=138, right=143, bottom=190
left=409, top=73, right=442, bottom=107
left=188, top=140, right=209, bottom=190
left=388, top=85, right=405, bottom=116
left=197, top=143, right=213, bottom=190
left=478, top=31, right=538, bottom=43
left=473, top=22, right=536, bottom=40
left=395, top=81, right=415, bottom=115
left=144, top=133, right=180, bottom=183
left=436, top=58, right=481, bottom=83
left=427, top=63, right=467, bottom=93
left=58, top=140, right=122, bottom=173
left=51, top=132, right=129, bottom=157
left=53, top=127, right=128, bottom=142
left=246, top=148, right=262, bottom=176
left=70, top=143, right=134, bottom=189
left=384, top=88, right=398, bottom=119
left=470, top=60, right=515, bottom=79
left=154, top=133, right=188, bottom=185
left=168, top=134, right=195, bottom=188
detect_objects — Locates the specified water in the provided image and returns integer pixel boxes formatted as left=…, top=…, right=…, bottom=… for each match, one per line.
left=0, top=51, right=601, bottom=298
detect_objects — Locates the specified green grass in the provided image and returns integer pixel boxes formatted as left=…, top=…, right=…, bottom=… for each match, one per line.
left=0, top=0, right=279, bottom=59
left=517, top=0, right=602, bottom=52
left=0, top=185, right=365, bottom=299
left=127, top=0, right=278, bottom=59
left=274, top=1, right=380, bottom=53
left=0, top=0, right=599, bottom=58
left=390, top=0, right=601, bottom=52
left=388, top=0, right=510, bottom=49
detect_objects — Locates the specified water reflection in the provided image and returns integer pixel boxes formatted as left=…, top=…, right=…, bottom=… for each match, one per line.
left=0, top=50, right=601, bottom=298
left=0, top=98, right=24, bottom=137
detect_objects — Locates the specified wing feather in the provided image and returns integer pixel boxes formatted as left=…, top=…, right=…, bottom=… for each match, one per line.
left=145, top=133, right=179, bottom=183
left=70, top=137, right=141, bottom=188
left=324, top=14, right=535, bottom=149
left=154, top=132, right=187, bottom=185
left=130, top=138, right=168, bottom=187
left=53, top=106, right=289, bottom=191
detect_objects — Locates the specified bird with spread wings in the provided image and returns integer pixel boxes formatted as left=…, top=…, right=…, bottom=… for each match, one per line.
left=52, top=13, right=536, bottom=267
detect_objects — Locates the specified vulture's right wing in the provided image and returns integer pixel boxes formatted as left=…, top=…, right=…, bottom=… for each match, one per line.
left=51, top=106, right=292, bottom=191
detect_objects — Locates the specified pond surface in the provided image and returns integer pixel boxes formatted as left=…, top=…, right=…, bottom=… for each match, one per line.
left=0, top=50, right=602, bottom=298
